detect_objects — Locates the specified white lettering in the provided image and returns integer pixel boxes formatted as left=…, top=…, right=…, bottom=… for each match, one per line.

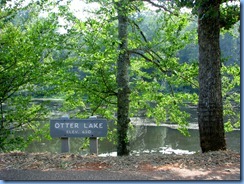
left=88, top=124, right=93, bottom=128
left=84, top=123, right=103, bottom=129
left=66, top=130, right=79, bottom=134
left=82, top=130, right=91, bottom=134
left=54, top=122, right=80, bottom=129
left=55, top=123, right=60, bottom=128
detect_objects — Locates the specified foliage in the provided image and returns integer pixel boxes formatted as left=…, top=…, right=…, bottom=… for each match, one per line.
left=128, top=12, right=198, bottom=136
left=222, top=64, right=240, bottom=131
left=0, top=1, right=65, bottom=152
left=0, top=0, right=240, bottom=152
left=219, top=2, right=240, bottom=30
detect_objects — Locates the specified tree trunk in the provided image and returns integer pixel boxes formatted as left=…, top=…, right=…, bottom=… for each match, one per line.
left=197, top=1, right=226, bottom=153
left=116, top=0, right=130, bottom=156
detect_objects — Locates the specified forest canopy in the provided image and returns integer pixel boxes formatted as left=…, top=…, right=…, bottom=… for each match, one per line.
left=0, top=0, right=240, bottom=152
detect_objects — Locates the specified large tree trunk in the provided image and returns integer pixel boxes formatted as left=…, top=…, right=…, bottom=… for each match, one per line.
left=197, top=1, right=226, bottom=153
left=116, top=0, right=130, bottom=156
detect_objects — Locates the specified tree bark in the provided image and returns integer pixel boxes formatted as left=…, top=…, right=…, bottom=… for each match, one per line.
left=197, top=0, right=226, bottom=153
left=116, top=0, right=130, bottom=156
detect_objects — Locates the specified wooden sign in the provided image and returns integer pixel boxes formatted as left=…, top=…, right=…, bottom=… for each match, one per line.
left=50, top=119, right=107, bottom=138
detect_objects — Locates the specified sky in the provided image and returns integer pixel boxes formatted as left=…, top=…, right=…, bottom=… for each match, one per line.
left=41, top=0, right=100, bottom=33
left=69, top=0, right=100, bottom=20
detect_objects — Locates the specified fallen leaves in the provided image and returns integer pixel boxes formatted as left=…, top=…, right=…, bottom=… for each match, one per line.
left=0, top=150, right=240, bottom=172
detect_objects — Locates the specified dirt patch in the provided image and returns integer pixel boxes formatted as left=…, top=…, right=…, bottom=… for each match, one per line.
left=138, top=163, right=181, bottom=171
left=138, top=164, right=240, bottom=180
left=71, top=162, right=110, bottom=171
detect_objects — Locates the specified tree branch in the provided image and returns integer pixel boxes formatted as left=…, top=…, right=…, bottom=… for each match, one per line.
left=129, top=49, right=170, bottom=74
left=129, top=49, right=198, bottom=88
left=98, top=68, right=118, bottom=96
left=142, top=0, right=179, bottom=16
left=130, top=19, right=148, bottom=43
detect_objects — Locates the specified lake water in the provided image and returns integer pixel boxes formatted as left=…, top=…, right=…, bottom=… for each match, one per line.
left=26, top=118, right=240, bottom=156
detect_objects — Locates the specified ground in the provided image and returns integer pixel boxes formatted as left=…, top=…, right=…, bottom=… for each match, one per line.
left=0, top=150, right=240, bottom=180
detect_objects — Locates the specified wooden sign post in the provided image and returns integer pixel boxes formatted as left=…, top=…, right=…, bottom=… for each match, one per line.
left=50, top=116, right=107, bottom=154
left=60, top=115, right=70, bottom=153
left=88, top=116, right=99, bottom=155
